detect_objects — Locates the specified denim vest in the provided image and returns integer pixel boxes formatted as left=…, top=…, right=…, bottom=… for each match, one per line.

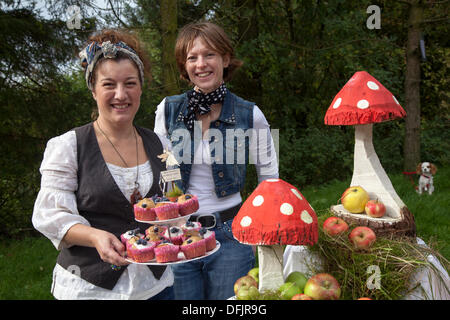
left=164, top=91, right=254, bottom=198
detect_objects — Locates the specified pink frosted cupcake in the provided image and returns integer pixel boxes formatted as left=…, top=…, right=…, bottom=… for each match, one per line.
left=126, top=238, right=156, bottom=263
left=180, top=236, right=206, bottom=259
left=154, top=201, right=179, bottom=220
left=180, top=221, right=202, bottom=237
left=134, top=198, right=157, bottom=221
left=154, top=242, right=180, bottom=263
left=120, top=228, right=144, bottom=245
left=163, top=226, right=184, bottom=245
left=177, top=194, right=199, bottom=216
left=199, top=228, right=216, bottom=251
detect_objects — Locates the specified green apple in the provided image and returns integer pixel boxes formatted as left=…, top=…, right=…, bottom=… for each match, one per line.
left=278, top=282, right=302, bottom=300
left=341, top=186, right=369, bottom=213
left=285, top=271, right=308, bottom=293
left=247, top=267, right=259, bottom=283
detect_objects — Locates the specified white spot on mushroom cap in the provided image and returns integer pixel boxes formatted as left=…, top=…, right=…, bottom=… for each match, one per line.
left=280, top=203, right=294, bottom=215
left=252, top=195, right=264, bottom=207
left=240, top=216, right=252, bottom=227
left=367, top=81, right=379, bottom=90
left=301, top=210, right=313, bottom=224
left=393, top=95, right=399, bottom=105
left=357, top=99, right=370, bottom=109
left=266, top=178, right=279, bottom=182
left=333, top=97, right=342, bottom=109
left=291, top=188, right=303, bottom=200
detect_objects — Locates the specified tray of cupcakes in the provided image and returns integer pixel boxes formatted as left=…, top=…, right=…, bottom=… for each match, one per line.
left=122, top=222, right=220, bottom=265
left=133, top=193, right=199, bottom=225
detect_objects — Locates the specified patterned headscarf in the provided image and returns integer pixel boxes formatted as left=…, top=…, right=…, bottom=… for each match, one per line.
left=79, top=40, right=145, bottom=90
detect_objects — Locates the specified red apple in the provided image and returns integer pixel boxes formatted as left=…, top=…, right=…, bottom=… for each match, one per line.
left=358, top=297, right=372, bottom=300
left=348, top=226, right=376, bottom=250
left=365, top=199, right=386, bottom=218
left=323, top=217, right=349, bottom=236
left=341, top=186, right=369, bottom=213
left=303, top=273, right=341, bottom=300
left=291, top=293, right=313, bottom=300
left=234, top=275, right=258, bottom=298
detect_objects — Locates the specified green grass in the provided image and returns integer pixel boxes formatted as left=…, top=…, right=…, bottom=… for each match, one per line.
left=0, top=237, right=57, bottom=299
left=299, top=167, right=450, bottom=260
left=0, top=167, right=448, bottom=299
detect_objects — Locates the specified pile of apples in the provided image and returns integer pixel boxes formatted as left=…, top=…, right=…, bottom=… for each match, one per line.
left=233, top=269, right=342, bottom=300
left=341, top=186, right=386, bottom=218
left=323, top=216, right=377, bottom=250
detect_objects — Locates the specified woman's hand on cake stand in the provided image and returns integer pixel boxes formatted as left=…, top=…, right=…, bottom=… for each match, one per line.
left=63, top=224, right=130, bottom=266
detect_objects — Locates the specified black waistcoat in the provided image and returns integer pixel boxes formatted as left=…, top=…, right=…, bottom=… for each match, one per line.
left=56, top=122, right=166, bottom=290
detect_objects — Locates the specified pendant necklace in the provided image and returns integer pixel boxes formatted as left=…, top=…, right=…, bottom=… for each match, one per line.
left=96, top=121, right=143, bottom=204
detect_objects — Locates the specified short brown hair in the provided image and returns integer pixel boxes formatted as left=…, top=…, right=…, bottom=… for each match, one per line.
left=83, top=29, right=151, bottom=87
left=175, top=22, right=242, bottom=82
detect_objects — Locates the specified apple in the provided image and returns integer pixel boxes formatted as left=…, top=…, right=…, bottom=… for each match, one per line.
left=357, top=297, right=372, bottom=300
left=234, top=275, right=258, bottom=297
left=237, top=285, right=259, bottom=300
left=247, top=267, right=259, bottom=283
left=278, top=282, right=302, bottom=300
left=303, top=273, right=341, bottom=300
left=348, top=226, right=376, bottom=250
left=323, top=217, right=349, bottom=236
left=285, top=271, right=308, bottom=292
left=341, top=186, right=369, bottom=213
left=365, top=199, right=386, bottom=218
left=291, top=293, right=312, bottom=300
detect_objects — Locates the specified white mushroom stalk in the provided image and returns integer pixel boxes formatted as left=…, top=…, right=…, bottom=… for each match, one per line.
left=351, top=123, right=406, bottom=218
left=258, top=245, right=285, bottom=292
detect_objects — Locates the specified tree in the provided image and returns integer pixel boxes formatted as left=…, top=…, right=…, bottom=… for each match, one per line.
left=160, top=0, right=179, bottom=96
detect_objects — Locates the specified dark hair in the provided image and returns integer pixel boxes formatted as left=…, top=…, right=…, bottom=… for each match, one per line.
left=175, top=22, right=242, bottom=82
left=81, top=29, right=151, bottom=120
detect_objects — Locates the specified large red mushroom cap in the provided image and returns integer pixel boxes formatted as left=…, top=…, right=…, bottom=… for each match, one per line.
left=232, top=179, right=318, bottom=246
left=324, top=71, right=406, bottom=125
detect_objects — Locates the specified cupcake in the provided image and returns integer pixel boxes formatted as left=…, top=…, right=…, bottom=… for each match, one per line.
left=154, top=201, right=179, bottom=220
left=144, top=225, right=167, bottom=244
left=177, top=194, right=199, bottom=216
left=126, top=238, right=156, bottom=263
left=199, top=228, right=216, bottom=251
left=163, top=226, right=184, bottom=245
left=134, top=198, right=157, bottom=221
left=120, top=228, right=144, bottom=245
left=180, top=236, right=206, bottom=259
left=181, top=220, right=202, bottom=237
left=154, top=241, right=180, bottom=263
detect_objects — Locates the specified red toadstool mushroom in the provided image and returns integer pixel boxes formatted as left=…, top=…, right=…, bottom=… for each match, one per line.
left=324, top=71, right=415, bottom=236
left=232, top=178, right=318, bottom=291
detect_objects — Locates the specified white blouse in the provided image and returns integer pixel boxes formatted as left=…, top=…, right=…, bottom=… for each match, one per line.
left=32, top=130, right=174, bottom=300
left=154, top=98, right=279, bottom=215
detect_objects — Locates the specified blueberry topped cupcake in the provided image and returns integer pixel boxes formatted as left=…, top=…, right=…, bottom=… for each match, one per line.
left=177, top=194, right=199, bottom=216
left=180, top=235, right=206, bottom=259
left=199, top=227, right=216, bottom=251
left=145, top=225, right=167, bottom=244
left=153, top=196, right=179, bottom=220
left=180, top=220, right=202, bottom=237
left=163, top=226, right=184, bottom=245
left=154, top=241, right=180, bottom=263
left=134, top=198, right=157, bottom=221
left=120, top=228, right=144, bottom=245
left=126, top=238, right=156, bottom=263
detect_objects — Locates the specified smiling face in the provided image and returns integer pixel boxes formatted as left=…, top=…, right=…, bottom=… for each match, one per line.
left=91, top=58, right=142, bottom=126
left=185, top=37, right=230, bottom=94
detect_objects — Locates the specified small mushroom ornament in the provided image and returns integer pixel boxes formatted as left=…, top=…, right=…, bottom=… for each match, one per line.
left=232, top=178, right=318, bottom=291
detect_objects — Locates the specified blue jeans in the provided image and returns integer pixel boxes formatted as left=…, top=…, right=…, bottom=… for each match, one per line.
left=171, top=213, right=255, bottom=300
left=148, top=285, right=175, bottom=300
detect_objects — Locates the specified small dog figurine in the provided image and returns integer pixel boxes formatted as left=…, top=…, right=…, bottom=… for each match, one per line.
left=416, top=162, right=437, bottom=195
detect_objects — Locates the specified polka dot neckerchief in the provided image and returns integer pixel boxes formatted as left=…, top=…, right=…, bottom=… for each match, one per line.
left=184, top=83, right=228, bottom=131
